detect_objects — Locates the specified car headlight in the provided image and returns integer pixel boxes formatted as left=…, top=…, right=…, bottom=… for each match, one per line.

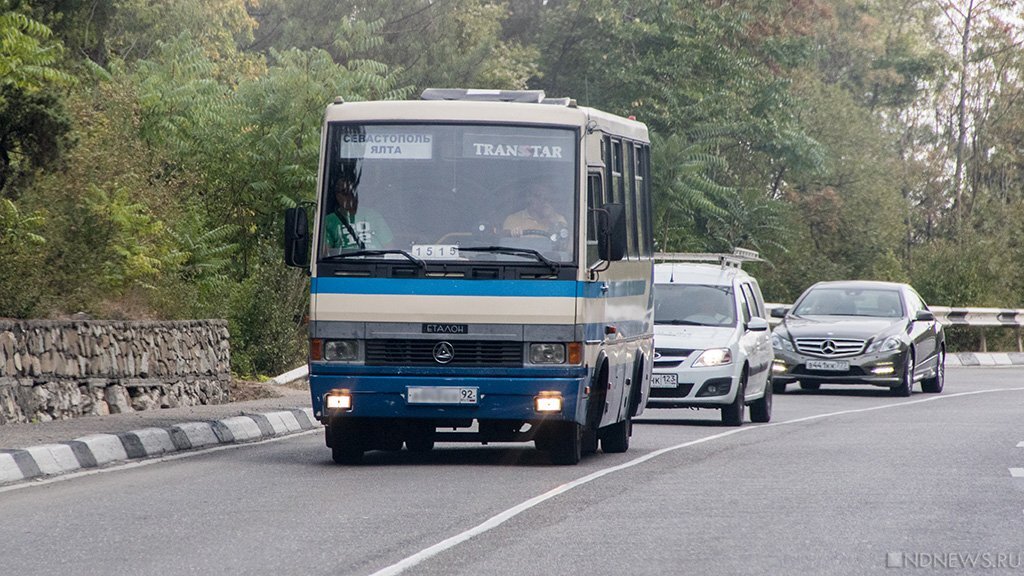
left=771, top=333, right=794, bottom=352
left=693, top=348, right=733, bottom=367
left=866, top=336, right=902, bottom=353
left=323, top=339, right=360, bottom=361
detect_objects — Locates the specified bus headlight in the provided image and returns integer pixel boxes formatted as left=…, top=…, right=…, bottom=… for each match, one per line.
left=324, top=340, right=360, bottom=361
left=530, top=343, right=566, bottom=364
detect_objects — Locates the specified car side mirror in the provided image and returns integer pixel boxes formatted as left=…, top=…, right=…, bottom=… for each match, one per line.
left=914, top=309, right=935, bottom=322
left=597, top=203, right=627, bottom=262
left=284, top=207, right=310, bottom=268
left=747, top=317, right=769, bottom=332
left=770, top=307, right=789, bottom=318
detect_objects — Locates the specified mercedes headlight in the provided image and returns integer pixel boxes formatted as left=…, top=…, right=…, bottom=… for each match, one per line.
left=771, top=333, right=795, bottom=352
left=866, top=336, right=902, bottom=353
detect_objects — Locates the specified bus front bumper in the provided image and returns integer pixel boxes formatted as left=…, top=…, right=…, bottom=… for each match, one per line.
left=309, top=365, right=590, bottom=424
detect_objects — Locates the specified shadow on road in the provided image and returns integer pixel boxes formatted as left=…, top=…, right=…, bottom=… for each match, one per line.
left=778, top=387, right=899, bottom=398
left=307, top=445, right=561, bottom=467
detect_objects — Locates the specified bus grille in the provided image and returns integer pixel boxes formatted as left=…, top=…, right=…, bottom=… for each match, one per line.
left=365, top=339, right=523, bottom=367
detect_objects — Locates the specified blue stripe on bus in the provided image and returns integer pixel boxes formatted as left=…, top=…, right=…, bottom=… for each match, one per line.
left=312, top=277, right=577, bottom=297
left=312, top=277, right=646, bottom=298
left=578, top=279, right=649, bottom=298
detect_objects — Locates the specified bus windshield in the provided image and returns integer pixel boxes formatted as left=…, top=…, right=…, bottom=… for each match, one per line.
left=318, top=123, right=578, bottom=264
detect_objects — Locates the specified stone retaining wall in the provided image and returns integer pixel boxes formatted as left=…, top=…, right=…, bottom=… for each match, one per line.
left=0, top=320, right=231, bottom=424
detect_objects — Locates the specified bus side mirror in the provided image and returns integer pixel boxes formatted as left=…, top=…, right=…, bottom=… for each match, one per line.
left=598, top=203, right=627, bottom=262
left=284, top=207, right=310, bottom=268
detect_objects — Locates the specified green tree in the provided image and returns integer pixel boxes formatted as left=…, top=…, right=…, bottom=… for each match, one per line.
left=0, top=197, right=45, bottom=316
left=0, top=1, right=74, bottom=196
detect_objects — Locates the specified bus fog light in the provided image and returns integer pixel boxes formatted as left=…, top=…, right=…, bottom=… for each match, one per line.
left=325, top=390, right=352, bottom=410
left=535, top=392, right=563, bottom=412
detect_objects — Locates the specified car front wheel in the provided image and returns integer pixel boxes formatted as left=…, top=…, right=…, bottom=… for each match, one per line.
left=893, top=351, right=914, bottom=397
left=749, top=379, right=772, bottom=423
left=721, top=376, right=746, bottom=427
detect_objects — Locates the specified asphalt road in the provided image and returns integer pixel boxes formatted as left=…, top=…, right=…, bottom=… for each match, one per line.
left=2, top=367, right=1023, bottom=576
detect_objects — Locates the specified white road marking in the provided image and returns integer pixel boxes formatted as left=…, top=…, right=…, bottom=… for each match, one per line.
left=1017, top=441, right=1024, bottom=448
left=1011, top=468, right=1024, bottom=477
left=368, top=387, right=1024, bottom=576
left=0, top=429, right=321, bottom=494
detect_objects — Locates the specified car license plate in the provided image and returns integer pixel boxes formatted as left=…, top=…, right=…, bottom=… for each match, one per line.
left=651, top=373, right=678, bottom=388
left=411, top=244, right=460, bottom=259
left=407, top=386, right=478, bottom=405
left=806, top=360, right=849, bottom=371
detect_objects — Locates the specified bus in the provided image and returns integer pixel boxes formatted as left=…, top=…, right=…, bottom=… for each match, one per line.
left=284, top=88, right=655, bottom=465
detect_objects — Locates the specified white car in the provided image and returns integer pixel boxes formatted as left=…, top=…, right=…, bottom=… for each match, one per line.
left=648, top=254, right=774, bottom=425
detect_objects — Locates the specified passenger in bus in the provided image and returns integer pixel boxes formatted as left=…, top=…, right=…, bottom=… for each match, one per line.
left=324, top=178, right=393, bottom=250
left=502, top=182, right=568, bottom=241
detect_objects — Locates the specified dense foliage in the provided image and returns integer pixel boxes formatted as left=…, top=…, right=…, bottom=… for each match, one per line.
left=2, top=0, right=1022, bottom=372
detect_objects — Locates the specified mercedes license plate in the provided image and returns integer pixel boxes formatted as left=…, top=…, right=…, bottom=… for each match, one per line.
left=407, top=386, right=478, bottom=405
left=651, top=373, right=678, bottom=388
left=806, top=360, right=849, bottom=371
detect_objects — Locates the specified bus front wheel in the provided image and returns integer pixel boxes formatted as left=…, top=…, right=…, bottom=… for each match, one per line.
left=547, top=421, right=583, bottom=465
left=328, top=420, right=366, bottom=464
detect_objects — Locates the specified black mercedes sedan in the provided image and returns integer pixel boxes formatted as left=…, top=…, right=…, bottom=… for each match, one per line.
left=770, top=280, right=945, bottom=396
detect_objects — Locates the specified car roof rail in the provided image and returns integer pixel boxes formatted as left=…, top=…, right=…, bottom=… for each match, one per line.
left=654, top=248, right=762, bottom=269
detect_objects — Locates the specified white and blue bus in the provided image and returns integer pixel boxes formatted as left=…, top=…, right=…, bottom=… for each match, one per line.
left=284, top=89, right=655, bottom=464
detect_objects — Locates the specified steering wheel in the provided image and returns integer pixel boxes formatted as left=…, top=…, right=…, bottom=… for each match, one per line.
left=519, top=228, right=554, bottom=238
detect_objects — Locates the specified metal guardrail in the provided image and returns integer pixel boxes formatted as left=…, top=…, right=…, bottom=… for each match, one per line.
left=766, top=304, right=1024, bottom=352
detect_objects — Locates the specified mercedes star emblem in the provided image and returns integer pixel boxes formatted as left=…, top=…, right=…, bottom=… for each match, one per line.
left=820, top=340, right=837, bottom=355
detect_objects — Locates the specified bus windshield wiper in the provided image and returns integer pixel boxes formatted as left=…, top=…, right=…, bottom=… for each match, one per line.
left=459, top=246, right=559, bottom=272
left=320, top=249, right=426, bottom=269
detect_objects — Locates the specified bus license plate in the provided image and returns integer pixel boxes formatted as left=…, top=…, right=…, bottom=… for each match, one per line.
left=651, top=374, right=678, bottom=388
left=407, top=386, right=478, bottom=405
left=806, top=360, right=849, bottom=371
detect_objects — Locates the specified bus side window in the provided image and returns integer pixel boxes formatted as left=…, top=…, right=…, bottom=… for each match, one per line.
left=624, top=143, right=638, bottom=259
left=633, top=143, right=649, bottom=257
left=587, top=172, right=604, bottom=266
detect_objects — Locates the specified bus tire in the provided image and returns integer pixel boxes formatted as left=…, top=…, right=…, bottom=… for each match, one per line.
left=405, top=422, right=436, bottom=453
left=628, top=358, right=646, bottom=418
left=329, top=420, right=366, bottom=464
left=549, top=422, right=583, bottom=465
left=600, top=416, right=631, bottom=453
left=405, top=436, right=435, bottom=453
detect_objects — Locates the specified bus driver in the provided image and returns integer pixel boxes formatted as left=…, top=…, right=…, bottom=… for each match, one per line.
left=502, top=182, right=568, bottom=241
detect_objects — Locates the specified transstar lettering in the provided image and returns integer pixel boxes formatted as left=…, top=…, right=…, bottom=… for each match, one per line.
left=472, top=143, right=563, bottom=158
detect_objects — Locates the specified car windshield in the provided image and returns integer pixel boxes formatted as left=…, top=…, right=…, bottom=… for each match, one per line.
left=317, top=123, right=577, bottom=264
left=792, top=287, right=904, bottom=318
left=654, top=284, right=736, bottom=328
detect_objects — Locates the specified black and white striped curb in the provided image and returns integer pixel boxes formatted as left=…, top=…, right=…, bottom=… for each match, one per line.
left=946, top=352, right=1024, bottom=367
left=0, top=408, right=320, bottom=487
